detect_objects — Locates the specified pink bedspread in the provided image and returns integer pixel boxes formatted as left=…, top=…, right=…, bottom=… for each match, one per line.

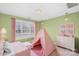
left=12, top=42, right=31, bottom=56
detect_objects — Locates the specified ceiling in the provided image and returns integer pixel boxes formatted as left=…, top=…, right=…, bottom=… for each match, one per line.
left=0, top=3, right=79, bottom=21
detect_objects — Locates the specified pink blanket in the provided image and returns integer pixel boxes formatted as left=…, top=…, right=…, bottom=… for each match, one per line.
left=12, top=42, right=31, bottom=56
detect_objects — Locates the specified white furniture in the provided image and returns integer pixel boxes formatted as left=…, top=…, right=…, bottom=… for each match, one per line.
left=56, top=36, right=75, bottom=51
left=56, top=23, right=75, bottom=51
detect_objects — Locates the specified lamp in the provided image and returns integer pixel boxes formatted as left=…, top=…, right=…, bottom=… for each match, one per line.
left=0, top=27, right=7, bottom=40
left=0, top=28, right=7, bottom=34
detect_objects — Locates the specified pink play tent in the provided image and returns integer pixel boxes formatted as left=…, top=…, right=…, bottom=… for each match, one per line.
left=31, top=28, right=56, bottom=56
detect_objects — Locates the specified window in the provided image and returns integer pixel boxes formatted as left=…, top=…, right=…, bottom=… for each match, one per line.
left=16, top=19, right=35, bottom=40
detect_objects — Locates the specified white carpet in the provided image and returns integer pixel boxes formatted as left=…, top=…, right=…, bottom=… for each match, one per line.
left=57, top=47, right=79, bottom=56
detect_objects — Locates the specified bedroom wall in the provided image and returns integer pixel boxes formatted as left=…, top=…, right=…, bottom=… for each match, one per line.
left=0, top=13, right=12, bottom=41
left=0, top=13, right=40, bottom=42
left=40, top=12, right=79, bottom=49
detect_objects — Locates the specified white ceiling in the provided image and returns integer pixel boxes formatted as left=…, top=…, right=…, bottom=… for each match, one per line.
left=0, top=3, right=79, bottom=21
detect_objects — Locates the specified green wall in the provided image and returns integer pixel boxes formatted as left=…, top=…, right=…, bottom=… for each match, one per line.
left=40, top=12, right=79, bottom=50
left=0, top=13, right=12, bottom=41
left=37, top=21, right=42, bottom=31
left=0, top=13, right=40, bottom=42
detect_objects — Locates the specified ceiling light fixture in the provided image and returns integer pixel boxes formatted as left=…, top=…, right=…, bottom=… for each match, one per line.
left=65, top=12, right=69, bottom=21
left=35, top=9, right=42, bottom=15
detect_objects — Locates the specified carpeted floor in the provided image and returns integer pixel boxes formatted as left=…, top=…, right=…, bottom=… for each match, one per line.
left=57, top=47, right=79, bottom=56
left=30, top=46, right=79, bottom=56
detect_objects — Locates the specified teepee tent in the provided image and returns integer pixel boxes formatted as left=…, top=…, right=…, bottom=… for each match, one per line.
left=32, top=27, right=56, bottom=56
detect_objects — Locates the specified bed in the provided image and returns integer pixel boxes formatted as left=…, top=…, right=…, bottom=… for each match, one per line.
left=4, top=42, right=32, bottom=56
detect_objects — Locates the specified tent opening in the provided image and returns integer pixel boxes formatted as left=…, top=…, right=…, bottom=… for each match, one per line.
left=32, top=39, right=43, bottom=55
